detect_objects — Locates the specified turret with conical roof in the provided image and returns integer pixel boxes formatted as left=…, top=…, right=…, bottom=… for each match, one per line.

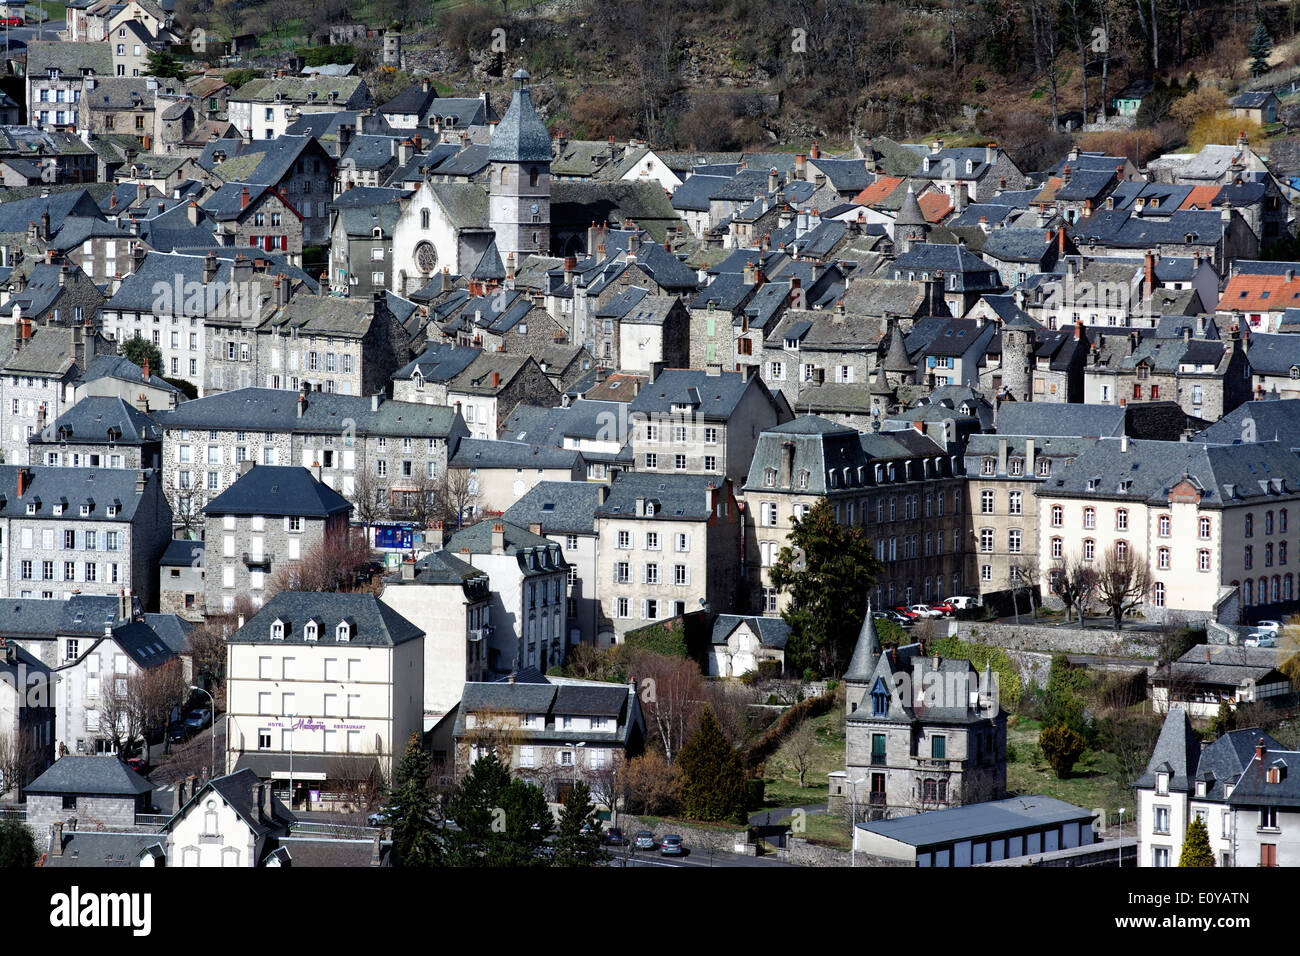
left=894, top=184, right=929, bottom=253
left=489, top=69, right=551, bottom=261
left=882, top=317, right=915, bottom=387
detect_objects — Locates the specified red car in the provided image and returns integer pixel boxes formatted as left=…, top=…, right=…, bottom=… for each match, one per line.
left=932, top=601, right=956, bottom=616
left=1, top=16, right=23, bottom=26
left=893, top=606, right=920, bottom=620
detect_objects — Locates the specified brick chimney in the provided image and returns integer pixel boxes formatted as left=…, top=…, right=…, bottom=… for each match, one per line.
left=51, top=822, right=64, bottom=856
left=240, top=186, right=251, bottom=209
left=491, top=523, right=505, bottom=554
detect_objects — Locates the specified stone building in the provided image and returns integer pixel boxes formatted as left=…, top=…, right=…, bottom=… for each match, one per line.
left=829, top=614, right=1006, bottom=821
left=24, top=756, right=153, bottom=832
left=0, top=464, right=172, bottom=608
left=743, top=416, right=967, bottom=615
left=29, top=395, right=162, bottom=471
left=201, top=464, right=353, bottom=612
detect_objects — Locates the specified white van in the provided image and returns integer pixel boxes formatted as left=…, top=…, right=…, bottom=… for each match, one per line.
left=944, top=596, right=980, bottom=610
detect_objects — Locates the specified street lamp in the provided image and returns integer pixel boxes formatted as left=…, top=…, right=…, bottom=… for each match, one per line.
left=190, top=685, right=214, bottom=781
left=849, top=776, right=865, bottom=867
left=566, top=741, right=585, bottom=789
left=1117, top=807, right=1127, bottom=867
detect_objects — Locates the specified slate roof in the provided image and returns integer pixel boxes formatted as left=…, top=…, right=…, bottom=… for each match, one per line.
left=1043, top=437, right=1300, bottom=506
left=30, top=395, right=161, bottom=446
left=159, top=538, right=204, bottom=567
left=386, top=548, right=486, bottom=587
left=392, top=342, right=481, bottom=383
left=0, top=464, right=150, bottom=519
left=995, top=402, right=1126, bottom=438
left=156, top=388, right=463, bottom=439
left=26, top=755, right=152, bottom=796
left=229, top=74, right=368, bottom=106
left=710, top=614, right=789, bottom=649
left=855, top=794, right=1094, bottom=848
left=888, top=244, right=1003, bottom=292
left=78, top=354, right=181, bottom=395
left=43, top=830, right=164, bottom=867
left=1196, top=398, right=1300, bottom=449
left=595, top=471, right=722, bottom=521
left=453, top=675, right=636, bottom=745
left=487, top=70, right=551, bottom=164
left=26, top=40, right=112, bottom=76
left=450, top=437, right=581, bottom=470
left=202, top=465, right=353, bottom=518
left=628, top=368, right=760, bottom=419
left=1135, top=707, right=1210, bottom=792
left=167, top=768, right=297, bottom=840
left=1227, top=743, right=1300, bottom=808
left=228, top=592, right=423, bottom=646
left=503, top=480, right=605, bottom=535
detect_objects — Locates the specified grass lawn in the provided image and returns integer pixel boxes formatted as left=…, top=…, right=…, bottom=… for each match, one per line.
left=759, top=700, right=845, bottom=810
left=631, top=814, right=748, bottom=834
left=1006, top=716, right=1128, bottom=815
left=778, top=810, right=851, bottom=850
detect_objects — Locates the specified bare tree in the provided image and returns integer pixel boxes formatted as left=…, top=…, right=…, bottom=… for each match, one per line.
left=168, top=486, right=208, bottom=537
left=441, top=467, right=474, bottom=527
left=349, top=451, right=390, bottom=530
left=1008, top=560, right=1042, bottom=624
left=1053, top=554, right=1099, bottom=625
left=99, top=673, right=144, bottom=755
left=780, top=720, right=817, bottom=789
left=1096, top=548, right=1153, bottom=630
left=627, top=650, right=705, bottom=763
left=267, top=527, right=374, bottom=595
left=0, top=727, right=46, bottom=798
left=128, top=660, right=189, bottom=748
left=457, top=706, right=527, bottom=768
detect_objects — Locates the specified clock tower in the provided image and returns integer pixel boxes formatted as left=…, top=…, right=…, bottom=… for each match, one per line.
left=488, top=69, right=551, bottom=261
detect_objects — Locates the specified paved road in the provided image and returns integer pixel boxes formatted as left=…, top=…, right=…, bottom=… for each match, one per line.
left=1, top=19, right=66, bottom=46
left=613, top=848, right=795, bottom=868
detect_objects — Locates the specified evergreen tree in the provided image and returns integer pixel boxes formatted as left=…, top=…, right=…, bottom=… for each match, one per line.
left=553, top=780, right=607, bottom=867
left=1178, top=816, right=1215, bottom=867
left=385, top=732, right=441, bottom=867
left=1039, top=723, right=1087, bottom=778
left=768, top=497, right=881, bottom=678
left=118, top=334, right=163, bottom=378
left=442, top=752, right=554, bottom=866
left=0, top=816, right=37, bottom=868
left=1250, top=23, right=1273, bottom=77
left=146, top=49, right=187, bottom=79
left=678, top=706, right=748, bottom=823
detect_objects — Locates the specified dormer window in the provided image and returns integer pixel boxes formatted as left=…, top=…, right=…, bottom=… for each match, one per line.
left=1156, top=772, right=1169, bottom=795
left=53, top=503, right=64, bottom=515
left=764, top=468, right=776, bottom=487
left=304, top=621, right=318, bottom=642
left=646, top=502, right=656, bottom=516
left=336, top=621, right=351, bottom=642
left=271, top=620, right=285, bottom=640
left=1196, top=780, right=1207, bottom=797
left=80, top=504, right=91, bottom=516
left=106, top=505, right=118, bottom=517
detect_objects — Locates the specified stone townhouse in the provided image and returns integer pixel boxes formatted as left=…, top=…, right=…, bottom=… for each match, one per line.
left=390, top=342, right=481, bottom=407
left=1218, top=263, right=1300, bottom=333
left=208, top=290, right=411, bottom=398
left=202, top=183, right=305, bottom=267
left=743, top=416, right=966, bottom=615
left=594, top=472, right=741, bottom=643
left=155, top=387, right=467, bottom=524
left=0, top=639, right=55, bottom=791
left=0, top=464, right=171, bottom=609
left=52, top=612, right=190, bottom=757
left=73, top=354, right=182, bottom=412
left=7, top=257, right=108, bottom=329
left=908, top=142, right=1029, bottom=203
left=1036, top=437, right=1300, bottom=625
left=158, top=537, right=204, bottom=620
left=434, top=286, right=571, bottom=358
left=440, top=675, right=645, bottom=804
left=1081, top=325, right=1251, bottom=421
left=449, top=438, right=585, bottom=518
left=600, top=291, right=688, bottom=374
left=905, top=316, right=999, bottom=390
left=1, top=322, right=112, bottom=466
left=0, top=128, right=97, bottom=186
left=1069, top=204, right=1258, bottom=274
left=379, top=546, right=492, bottom=727
left=328, top=189, right=405, bottom=298
left=29, top=394, right=162, bottom=471
left=964, top=432, right=1098, bottom=599
left=1136, top=708, right=1300, bottom=868
left=223, top=592, right=423, bottom=803
left=502, top=481, right=609, bottom=649
left=761, top=307, right=884, bottom=411
left=500, top=398, right=635, bottom=483
left=77, top=76, right=183, bottom=146
left=1242, top=334, right=1300, bottom=400
left=26, top=42, right=113, bottom=130
left=441, top=352, right=560, bottom=440
left=831, top=615, right=1006, bottom=820
left=202, top=464, right=353, bottom=612
left=885, top=243, right=1005, bottom=318
left=208, top=135, right=338, bottom=246
left=444, top=520, right=568, bottom=675
left=102, top=250, right=296, bottom=397
left=226, top=75, right=372, bottom=142
left=627, top=367, right=788, bottom=487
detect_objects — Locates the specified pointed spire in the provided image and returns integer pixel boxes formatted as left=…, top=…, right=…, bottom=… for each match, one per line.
left=883, top=319, right=913, bottom=373
left=896, top=184, right=926, bottom=227
left=844, top=601, right=881, bottom=682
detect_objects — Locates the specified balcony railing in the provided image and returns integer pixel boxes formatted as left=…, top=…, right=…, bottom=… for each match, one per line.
left=242, top=552, right=274, bottom=569
left=868, top=793, right=887, bottom=807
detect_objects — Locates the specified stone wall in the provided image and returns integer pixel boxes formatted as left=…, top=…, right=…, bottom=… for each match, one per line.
left=957, top=621, right=1166, bottom=659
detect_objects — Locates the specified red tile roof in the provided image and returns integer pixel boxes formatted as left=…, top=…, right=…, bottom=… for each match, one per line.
left=853, top=176, right=904, bottom=207
left=918, top=192, right=953, bottom=223
left=1178, top=185, right=1221, bottom=210
left=1220, top=273, right=1300, bottom=312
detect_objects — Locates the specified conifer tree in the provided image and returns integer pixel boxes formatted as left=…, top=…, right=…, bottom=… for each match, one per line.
left=678, top=706, right=748, bottom=823
left=385, top=732, right=441, bottom=867
left=0, top=815, right=37, bottom=867
left=1250, top=23, right=1273, bottom=77
left=554, top=780, right=607, bottom=867
left=1178, top=816, right=1215, bottom=867
left=442, top=752, right=554, bottom=866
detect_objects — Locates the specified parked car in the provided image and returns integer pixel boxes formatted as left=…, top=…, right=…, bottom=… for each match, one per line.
left=183, top=708, right=211, bottom=732
left=931, top=601, right=956, bottom=616
left=893, top=607, right=920, bottom=620
left=125, top=755, right=149, bottom=774
left=367, top=805, right=397, bottom=826
left=603, top=827, right=627, bottom=846
left=1256, top=620, right=1283, bottom=634
left=884, top=611, right=913, bottom=626
left=944, top=596, right=980, bottom=611
left=1245, top=632, right=1278, bottom=648
left=1, top=16, right=23, bottom=26
left=633, top=830, right=656, bottom=851
left=167, top=721, right=189, bottom=743
left=660, top=834, right=685, bottom=856
left=908, top=604, right=942, bottom=619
